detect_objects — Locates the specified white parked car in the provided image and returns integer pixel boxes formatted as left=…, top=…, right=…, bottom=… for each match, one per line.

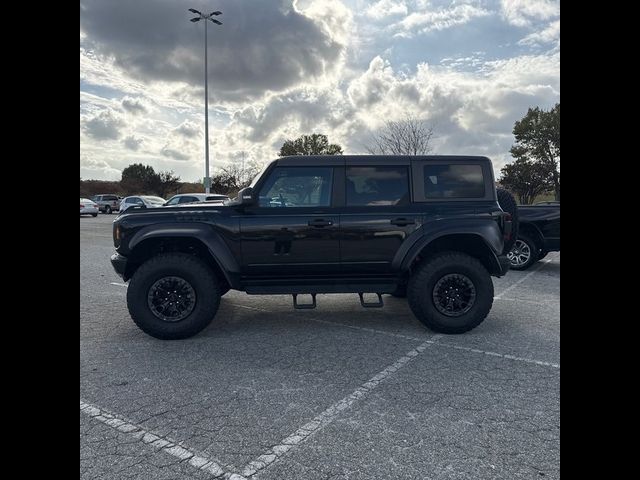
left=163, top=193, right=229, bottom=206
left=119, top=195, right=167, bottom=213
left=80, top=198, right=99, bottom=217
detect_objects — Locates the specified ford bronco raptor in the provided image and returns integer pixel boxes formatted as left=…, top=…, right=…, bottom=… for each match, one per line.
left=110, top=155, right=516, bottom=339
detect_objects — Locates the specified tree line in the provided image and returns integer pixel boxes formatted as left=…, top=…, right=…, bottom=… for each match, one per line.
left=80, top=106, right=559, bottom=205
left=499, top=103, right=560, bottom=204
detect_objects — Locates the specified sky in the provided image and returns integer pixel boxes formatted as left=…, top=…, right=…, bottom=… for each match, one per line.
left=80, top=0, right=560, bottom=182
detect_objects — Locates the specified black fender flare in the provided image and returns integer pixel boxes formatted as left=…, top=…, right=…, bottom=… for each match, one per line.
left=393, top=219, right=504, bottom=273
left=127, top=223, right=240, bottom=287
left=518, top=220, right=545, bottom=249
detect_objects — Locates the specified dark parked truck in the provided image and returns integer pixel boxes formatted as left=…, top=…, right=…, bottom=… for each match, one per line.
left=110, top=155, right=516, bottom=339
left=507, top=203, right=560, bottom=270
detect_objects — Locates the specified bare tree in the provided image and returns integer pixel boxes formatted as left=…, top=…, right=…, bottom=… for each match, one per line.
left=366, top=115, right=434, bottom=155
left=210, top=161, right=263, bottom=197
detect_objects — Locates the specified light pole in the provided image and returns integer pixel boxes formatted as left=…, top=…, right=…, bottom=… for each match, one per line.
left=189, top=8, right=222, bottom=193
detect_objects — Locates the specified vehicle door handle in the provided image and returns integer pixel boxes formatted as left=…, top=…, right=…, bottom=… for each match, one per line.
left=390, top=218, right=415, bottom=226
left=308, top=219, right=333, bottom=227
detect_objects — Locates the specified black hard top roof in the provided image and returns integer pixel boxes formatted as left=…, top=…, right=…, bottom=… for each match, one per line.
left=275, top=155, right=491, bottom=167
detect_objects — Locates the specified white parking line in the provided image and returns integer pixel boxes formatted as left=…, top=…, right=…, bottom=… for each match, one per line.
left=110, top=282, right=128, bottom=287
left=427, top=341, right=559, bottom=368
left=229, top=303, right=559, bottom=369
left=80, top=400, right=239, bottom=479
left=240, top=336, right=442, bottom=478
left=494, top=254, right=558, bottom=299
left=494, top=297, right=556, bottom=307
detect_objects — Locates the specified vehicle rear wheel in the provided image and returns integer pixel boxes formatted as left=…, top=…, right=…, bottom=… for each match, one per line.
left=507, top=234, right=539, bottom=270
left=127, top=253, right=221, bottom=339
left=496, top=188, right=519, bottom=253
left=105, top=205, right=112, bottom=214
left=407, top=252, right=493, bottom=334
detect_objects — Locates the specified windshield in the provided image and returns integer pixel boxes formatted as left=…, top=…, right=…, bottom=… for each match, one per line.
left=250, top=160, right=275, bottom=188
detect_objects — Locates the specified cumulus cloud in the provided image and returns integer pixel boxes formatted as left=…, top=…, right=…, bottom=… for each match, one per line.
left=80, top=0, right=559, bottom=181
left=227, top=49, right=558, bottom=173
left=80, top=0, right=351, bottom=102
left=80, top=156, right=122, bottom=180
left=500, top=0, right=559, bottom=27
left=161, top=146, right=190, bottom=161
left=82, top=109, right=125, bottom=140
left=518, top=20, right=560, bottom=46
left=122, top=135, right=143, bottom=150
left=393, top=3, right=491, bottom=37
left=364, top=0, right=408, bottom=20
left=160, top=125, right=202, bottom=161
left=173, top=120, right=201, bottom=138
left=121, top=96, right=148, bottom=114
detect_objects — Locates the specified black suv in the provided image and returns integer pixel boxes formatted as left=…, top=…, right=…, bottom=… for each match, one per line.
left=111, top=155, right=514, bottom=339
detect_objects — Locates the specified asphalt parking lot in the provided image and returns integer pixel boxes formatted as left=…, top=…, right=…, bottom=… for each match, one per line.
left=80, top=213, right=560, bottom=480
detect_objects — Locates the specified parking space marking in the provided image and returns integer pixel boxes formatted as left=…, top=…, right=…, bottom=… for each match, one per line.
left=494, top=297, right=555, bottom=307
left=228, top=303, right=559, bottom=369
left=108, top=285, right=558, bottom=368
left=427, top=341, right=559, bottom=368
left=110, top=282, right=128, bottom=287
left=240, top=336, right=442, bottom=478
left=305, top=318, right=560, bottom=369
left=80, top=400, right=238, bottom=479
left=494, top=254, right=558, bottom=299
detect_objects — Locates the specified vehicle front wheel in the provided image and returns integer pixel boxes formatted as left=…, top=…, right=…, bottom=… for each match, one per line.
left=407, top=252, right=493, bottom=334
left=507, top=234, right=539, bottom=270
left=127, top=253, right=221, bottom=339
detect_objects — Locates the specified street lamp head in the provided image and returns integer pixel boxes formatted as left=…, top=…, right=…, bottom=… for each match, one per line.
left=188, top=8, right=201, bottom=15
left=209, top=11, right=222, bottom=15
left=209, top=18, right=222, bottom=25
left=190, top=17, right=201, bottom=22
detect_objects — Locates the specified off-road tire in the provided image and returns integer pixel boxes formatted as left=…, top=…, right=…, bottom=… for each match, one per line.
left=407, top=252, right=493, bottom=334
left=127, top=253, right=220, bottom=339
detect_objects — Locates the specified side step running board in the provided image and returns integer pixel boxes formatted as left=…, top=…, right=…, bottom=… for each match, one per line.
left=291, top=293, right=385, bottom=310
left=293, top=294, right=317, bottom=309
left=359, top=293, right=384, bottom=308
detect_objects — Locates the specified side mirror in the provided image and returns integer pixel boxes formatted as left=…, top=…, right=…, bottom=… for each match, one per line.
left=238, top=187, right=254, bottom=206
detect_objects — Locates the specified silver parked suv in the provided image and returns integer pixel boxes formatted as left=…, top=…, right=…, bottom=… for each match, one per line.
left=91, top=194, right=122, bottom=214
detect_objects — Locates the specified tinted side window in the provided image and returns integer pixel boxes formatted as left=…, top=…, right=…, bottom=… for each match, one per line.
left=258, top=167, right=333, bottom=207
left=346, top=166, right=410, bottom=206
left=424, top=164, right=484, bottom=198
left=165, top=197, right=180, bottom=205
left=179, top=196, right=198, bottom=204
